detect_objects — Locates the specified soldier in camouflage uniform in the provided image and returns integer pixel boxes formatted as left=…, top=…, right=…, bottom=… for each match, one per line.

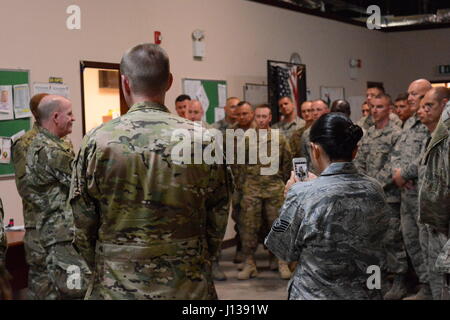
left=289, top=101, right=313, bottom=158
left=69, top=44, right=231, bottom=300
left=354, top=94, right=408, bottom=299
left=12, top=93, right=53, bottom=299
left=418, top=92, right=450, bottom=300
left=0, top=198, right=12, bottom=300
left=299, top=99, right=329, bottom=174
left=236, top=105, right=292, bottom=280
left=212, top=97, right=239, bottom=134
left=229, top=101, right=256, bottom=267
left=272, top=96, right=305, bottom=141
left=266, top=113, right=389, bottom=299
left=391, top=79, right=433, bottom=300
left=25, top=95, right=89, bottom=299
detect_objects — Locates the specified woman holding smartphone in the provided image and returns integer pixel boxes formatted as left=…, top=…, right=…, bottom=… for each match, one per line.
left=265, top=112, right=391, bottom=300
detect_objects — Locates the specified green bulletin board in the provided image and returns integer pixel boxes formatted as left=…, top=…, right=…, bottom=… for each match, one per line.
left=0, top=69, right=31, bottom=177
left=182, top=78, right=227, bottom=124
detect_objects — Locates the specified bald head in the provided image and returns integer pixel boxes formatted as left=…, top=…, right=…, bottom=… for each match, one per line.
left=418, top=87, right=450, bottom=132
left=407, top=79, right=432, bottom=113
left=187, top=100, right=204, bottom=122
left=30, top=93, right=49, bottom=124
left=38, top=95, right=74, bottom=138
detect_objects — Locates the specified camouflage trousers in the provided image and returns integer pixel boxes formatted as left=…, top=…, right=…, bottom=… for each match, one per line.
left=44, top=242, right=91, bottom=300
left=24, top=228, right=53, bottom=300
left=400, top=191, right=428, bottom=283
left=239, top=192, right=284, bottom=257
left=231, top=189, right=243, bottom=253
left=385, top=203, right=409, bottom=274
left=419, top=224, right=448, bottom=299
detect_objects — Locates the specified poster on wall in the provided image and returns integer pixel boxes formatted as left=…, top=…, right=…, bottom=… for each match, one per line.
left=0, top=85, right=14, bottom=120
left=267, top=60, right=307, bottom=124
left=33, top=82, right=70, bottom=98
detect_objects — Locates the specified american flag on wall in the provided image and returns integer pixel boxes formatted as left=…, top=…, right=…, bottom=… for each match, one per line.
left=268, top=60, right=307, bottom=124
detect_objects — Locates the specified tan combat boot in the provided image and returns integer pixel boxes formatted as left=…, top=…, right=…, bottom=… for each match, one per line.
left=237, top=257, right=258, bottom=280
left=278, top=260, right=292, bottom=280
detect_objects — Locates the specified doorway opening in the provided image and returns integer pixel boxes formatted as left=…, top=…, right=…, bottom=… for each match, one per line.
left=80, top=61, right=127, bottom=135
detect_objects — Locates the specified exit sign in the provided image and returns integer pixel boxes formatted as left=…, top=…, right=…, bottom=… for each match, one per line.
left=438, top=65, right=450, bottom=74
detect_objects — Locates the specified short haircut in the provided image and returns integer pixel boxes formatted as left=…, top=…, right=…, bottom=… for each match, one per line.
left=310, top=113, right=363, bottom=162
left=37, top=96, right=65, bottom=122
left=237, top=100, right=253, bottom=109
left=374, top=93, right=392, bottom=106
left=395, top=92, right=408, bottom=102
left=255, top=104, right=272, bottom=113
left=120, top=43, right=170, bottom=96
left=330, top=99, right=351, bottom=117
left=314, top=99, right=329, bottom=108
left=433, top=87, right=450, bottom=102
left=227, top=96, right=240, bottom=102
left=367, top=84, right=385, bottom=93
left=175, top=94, right=191, bottom=103
left=30, top=93, right=49, bottom=124
left=278, top=96, right=292, bottom=103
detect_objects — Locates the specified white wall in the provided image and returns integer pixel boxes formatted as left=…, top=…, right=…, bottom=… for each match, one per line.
left=0, top=0, right=448, bottom=225
left=385, top=28, right=450, bottom=97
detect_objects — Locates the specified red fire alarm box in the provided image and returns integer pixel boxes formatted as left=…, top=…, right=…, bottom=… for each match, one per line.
left=154, top=31, right=162, bottom=45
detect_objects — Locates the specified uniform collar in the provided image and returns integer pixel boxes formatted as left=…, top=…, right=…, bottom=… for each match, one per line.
left=320, top=162, right=357, bottom=176
left=127, top=101, right=170, bottom=114
left=36, top=125, right=72, bottom=152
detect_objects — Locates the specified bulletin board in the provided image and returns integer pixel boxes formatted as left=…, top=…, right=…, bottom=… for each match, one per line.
left=0, top=69, right=31, bottom=178
left=182, top=78, right=227, bottom=124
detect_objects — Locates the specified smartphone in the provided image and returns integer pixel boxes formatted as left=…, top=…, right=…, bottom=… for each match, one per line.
left=292, top=157, right=308, bottom=181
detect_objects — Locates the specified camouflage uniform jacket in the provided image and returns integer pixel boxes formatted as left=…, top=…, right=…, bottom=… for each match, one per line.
left=391, top=114, right=430, bottom=187
left=272, top=116, right=305, bottom=141
left=354, top=120, right=402, bottom=203
left=0, top=198, right=6, bottom=269
left=419, top=102, right=450, bottom=238
left=265, top=162, right=389, bottom=300
left=239, top=129, right=292, bottom=197
left=357, top=114, right=402, bottom=136
left=12, top=123, right=40, bottom=229
left=69, top=101, right=232, bottom=300
left=289, top=122, right=312, bottom=158
left=25, top=126, right=75, bottom=249
left=212, top=118, right=234, bottom=134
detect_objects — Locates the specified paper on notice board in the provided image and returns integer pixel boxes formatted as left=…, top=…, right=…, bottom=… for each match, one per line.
left=218, top=84, right=227, bottom=108
left=215, top=107, right=225, bottom=122
left=0, top=85, right=14, bottom=120
left=184, top=80, right=202, bottom=101
left=0, top=137, right=12, bottom=164
left=196, top=84, right=210, bottom=113
left=13, top=84, right=31, bottom=118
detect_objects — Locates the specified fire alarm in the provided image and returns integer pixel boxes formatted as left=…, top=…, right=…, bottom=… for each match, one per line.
left=154, top=31, right=162, bottom=45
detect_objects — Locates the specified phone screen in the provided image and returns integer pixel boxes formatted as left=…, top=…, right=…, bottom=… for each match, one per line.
left=292, top=157, right=308, bottom=181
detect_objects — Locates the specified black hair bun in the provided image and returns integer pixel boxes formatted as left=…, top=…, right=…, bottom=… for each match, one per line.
left=344, top=124, right=363, bottom=144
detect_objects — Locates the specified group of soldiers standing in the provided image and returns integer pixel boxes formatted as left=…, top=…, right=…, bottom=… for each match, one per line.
left=0, top=42, right=448, bottom=300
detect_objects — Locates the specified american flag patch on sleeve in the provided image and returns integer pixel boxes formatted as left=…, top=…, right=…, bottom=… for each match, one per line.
left=272, top=219, right=290, bottom=233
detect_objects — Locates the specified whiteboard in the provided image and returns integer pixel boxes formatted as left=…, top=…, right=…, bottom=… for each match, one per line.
left=243, top=83, right=268, bottom=106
